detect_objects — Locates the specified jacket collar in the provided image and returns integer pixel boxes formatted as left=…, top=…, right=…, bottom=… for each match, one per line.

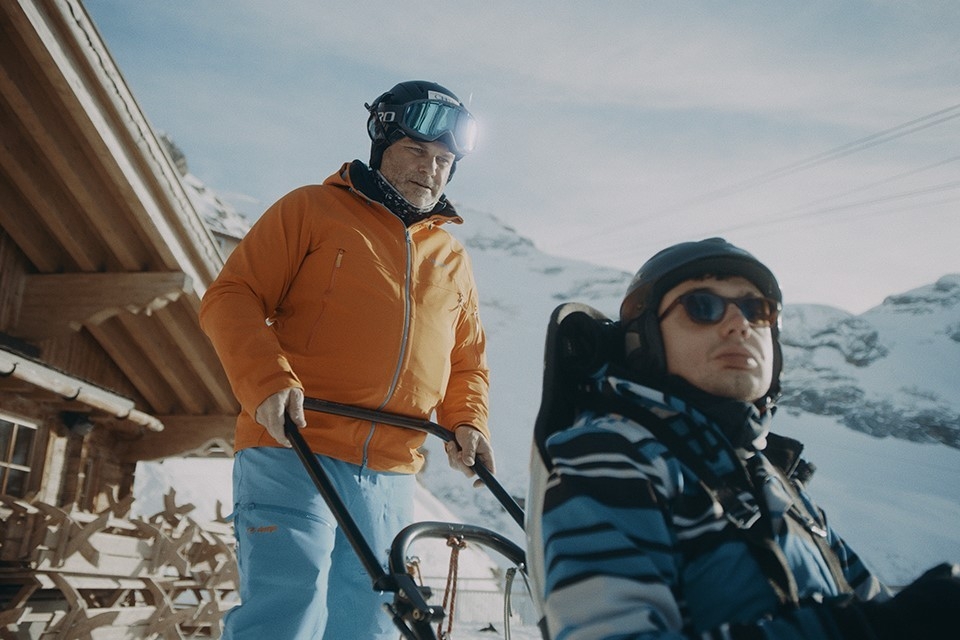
left=611, top=373, right=773, bottom=454
left=609, top=373, right=812, bottom=480
left=328, top=161, right=464, bottom=227
left=660, top=375, right=773, bottom=451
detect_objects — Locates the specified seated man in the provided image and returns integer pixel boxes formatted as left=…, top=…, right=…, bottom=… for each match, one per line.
left=530, top=237, right=959, bottom=639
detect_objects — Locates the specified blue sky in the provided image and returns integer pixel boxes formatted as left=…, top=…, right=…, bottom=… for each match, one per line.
left=84, top=1, right=960, bottom=313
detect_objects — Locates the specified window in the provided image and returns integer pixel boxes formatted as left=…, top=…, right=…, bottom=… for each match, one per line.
left=0, top=413, right=36, bottom=497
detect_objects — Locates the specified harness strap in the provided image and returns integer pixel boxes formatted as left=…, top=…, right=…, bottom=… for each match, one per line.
left=582, top=389, right=805, bottom=606
left=767, top=463, right=855, bottom=595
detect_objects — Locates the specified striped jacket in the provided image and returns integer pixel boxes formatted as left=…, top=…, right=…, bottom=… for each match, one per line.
left=538, top=376, right=888, bottom=639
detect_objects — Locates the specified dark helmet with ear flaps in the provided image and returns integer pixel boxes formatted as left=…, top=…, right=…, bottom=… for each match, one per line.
left=619, top=237, right=784, bottom=406
left=365, top=80, right=478, bottom=178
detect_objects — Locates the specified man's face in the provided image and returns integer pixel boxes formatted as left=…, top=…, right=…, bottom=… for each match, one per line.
left=378, top=137, right=455, bottom=209
left=659, top=276, right=775, bottom=402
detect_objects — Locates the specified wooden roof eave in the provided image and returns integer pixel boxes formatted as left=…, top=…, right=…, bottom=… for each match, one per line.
left=23, top=0, right=225, bottom=286
left=1, top=1, right=240, bottom=458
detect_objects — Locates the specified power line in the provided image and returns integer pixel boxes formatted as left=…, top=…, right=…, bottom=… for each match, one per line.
left=771, top=155, right=960, bottom=217
left=666, top=103, right=960, bottom=210
left=557, top=103, right=960, bottom=251
left=597, top=192, right=960, bottom=267
left=693, top=179, right=960, bottom=237
left=690, top=156, right=960, bottom=237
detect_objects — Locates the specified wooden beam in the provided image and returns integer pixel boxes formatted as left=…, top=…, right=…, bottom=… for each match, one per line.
left=153, top=303, right=239, bottom=414
left=11, top=0, right=225, bottom=283
left=112, top=312, right=207, bottom=414
left=83, top=295, right=238, bottom=417
left=0, top=31, right=144, bottom=272
left=117, top=414, right=236, bottom=462
left=85, top=317, right=178, bottom=414
left=0, top=155, right=68, bottom=274
left=15, top=271, right=189, bottom=339
left=0, top=100, right=104, bottom=272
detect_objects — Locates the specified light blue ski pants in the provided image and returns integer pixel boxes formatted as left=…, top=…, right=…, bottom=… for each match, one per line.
left=221, top=447, right=415, bottom=639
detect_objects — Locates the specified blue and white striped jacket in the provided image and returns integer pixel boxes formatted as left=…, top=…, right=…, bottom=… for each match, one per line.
left=536, top=376, right=888, bottom=639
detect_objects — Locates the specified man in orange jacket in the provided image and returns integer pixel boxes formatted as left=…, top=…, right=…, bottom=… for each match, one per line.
left=200, top=80, right=493, bottom=640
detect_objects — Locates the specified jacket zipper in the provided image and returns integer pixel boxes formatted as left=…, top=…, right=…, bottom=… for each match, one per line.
left=361, top=207, right=414, bottom=468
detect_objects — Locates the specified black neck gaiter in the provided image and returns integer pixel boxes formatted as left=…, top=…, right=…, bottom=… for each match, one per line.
left=373, top=170, right=437, bottom=226
left=347, top=160, right=445, bottom=227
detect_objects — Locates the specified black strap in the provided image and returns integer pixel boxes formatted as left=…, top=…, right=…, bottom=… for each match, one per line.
left=766, top=462, right=854, bottom=595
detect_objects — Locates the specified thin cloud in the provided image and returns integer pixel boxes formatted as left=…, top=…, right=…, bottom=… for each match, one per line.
left=83, top=0, right=960, bottom=313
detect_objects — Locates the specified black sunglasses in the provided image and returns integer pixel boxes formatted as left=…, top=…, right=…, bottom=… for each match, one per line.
left=659, top=290, right=781, bottom=327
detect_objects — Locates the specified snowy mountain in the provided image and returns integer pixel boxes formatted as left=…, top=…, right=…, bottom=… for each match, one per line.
left=779, top=278, right=960, bottom=448
left=136, top=178, right=960, bottom=594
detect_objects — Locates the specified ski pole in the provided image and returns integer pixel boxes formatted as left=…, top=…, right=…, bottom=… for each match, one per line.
left=300, top=396, right=525, bottom=529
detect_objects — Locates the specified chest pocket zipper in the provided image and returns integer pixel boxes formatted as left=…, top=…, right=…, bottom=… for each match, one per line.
left=326, top=249, right=345, bottom=292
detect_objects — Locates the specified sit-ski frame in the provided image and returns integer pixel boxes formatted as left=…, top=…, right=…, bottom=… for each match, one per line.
left=284, top=396, right=526, bottom=640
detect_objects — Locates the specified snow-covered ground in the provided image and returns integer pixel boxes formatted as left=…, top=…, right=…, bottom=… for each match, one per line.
left=774, top=411, right=960, bottom=586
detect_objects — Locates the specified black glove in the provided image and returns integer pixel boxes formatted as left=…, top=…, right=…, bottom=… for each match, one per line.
left=726, top=599, right=897, bottom=640
left=729, top=564, right=960, bottom=640
left=829, top=563, right=960, bottom=640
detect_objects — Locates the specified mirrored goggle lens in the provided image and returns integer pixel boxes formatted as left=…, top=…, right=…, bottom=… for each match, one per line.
left=679, top=291, right=780, bottom=326
left=398, top=100, right=478, bottom=155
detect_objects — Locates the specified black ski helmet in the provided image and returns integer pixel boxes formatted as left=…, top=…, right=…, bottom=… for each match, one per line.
left=365, top=80, right=477, bottom=178
left=620, top=237, right=784, bottom=405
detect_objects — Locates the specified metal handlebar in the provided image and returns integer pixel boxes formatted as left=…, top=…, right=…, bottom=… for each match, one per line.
left=300, top=396, right=525, bottom=528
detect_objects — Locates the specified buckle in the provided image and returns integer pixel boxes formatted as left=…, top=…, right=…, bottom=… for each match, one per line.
left=719, top=488, right=762, bottom=530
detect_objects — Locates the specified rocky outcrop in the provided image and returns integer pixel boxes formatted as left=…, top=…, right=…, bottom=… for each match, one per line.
left=779, top=276, right=960, bottom=449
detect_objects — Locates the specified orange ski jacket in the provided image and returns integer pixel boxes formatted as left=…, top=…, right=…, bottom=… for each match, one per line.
left=199, top=163, right=489, bottom=473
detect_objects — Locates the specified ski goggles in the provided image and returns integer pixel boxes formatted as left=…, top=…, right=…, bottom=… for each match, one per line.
left=376, top=99, right=478, bottom=156
left=659, top=290, right=781, bottom=327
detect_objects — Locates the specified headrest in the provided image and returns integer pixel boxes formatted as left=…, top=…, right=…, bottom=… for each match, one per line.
left=554, top=305, right=619, bottom=379
left=533, top=303, right=621, bottom=466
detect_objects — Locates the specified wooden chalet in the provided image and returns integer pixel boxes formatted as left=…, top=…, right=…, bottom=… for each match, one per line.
left=1, top=1, right=243, bottom=636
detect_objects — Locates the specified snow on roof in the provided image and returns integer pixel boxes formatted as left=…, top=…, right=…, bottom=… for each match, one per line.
left=182, top=172, right=251, bottom=240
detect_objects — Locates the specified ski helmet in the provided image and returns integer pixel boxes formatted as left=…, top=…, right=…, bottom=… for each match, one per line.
left=620, top=237, right=784, bottom=404
left=365, top=80, right=477, bottom=177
